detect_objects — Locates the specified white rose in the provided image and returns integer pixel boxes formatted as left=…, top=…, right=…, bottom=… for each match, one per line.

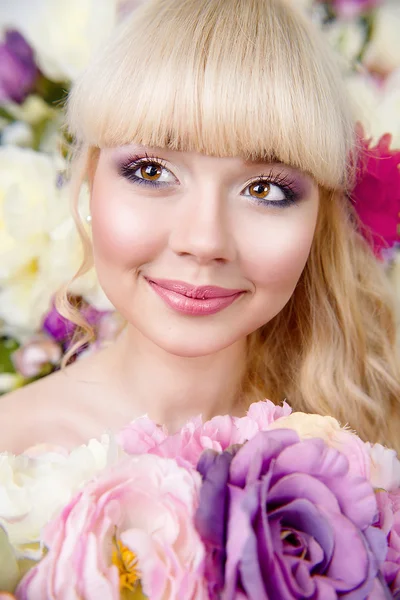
left=1, top=122, right=33, bottom=148
left=0, top=147, right=67, bottom=280
left=0, top=147, right=66, bottom=334
left=325, top=20, right=366, bottom=69
left=0, top=435, right=112, bottom=559
left=0, top=0, right=118, bottom=82
left=346, top=68, right=400, bottom=147
left=0, top=147, right=111, bottom=337
left=364, top=1, right=400, bottom=74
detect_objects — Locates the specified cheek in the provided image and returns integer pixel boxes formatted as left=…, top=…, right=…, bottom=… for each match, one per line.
left=239, top=211, right=317, bottom=290
left=90, top=177, right=166, bottom=269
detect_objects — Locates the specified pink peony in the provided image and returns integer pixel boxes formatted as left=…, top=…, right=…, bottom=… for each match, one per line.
left=118, top=400, right=291, bottom=468
left=376, top=489, right=400, bottom=594
left=232, top=398, right=291, bottom=441
left=351, top=132, right=400, bottom=258
left=116, top=416, right=168, bottom=455
left=151, top=414, right=239, bottom=468
left=16, top=455, right=207, bottom=600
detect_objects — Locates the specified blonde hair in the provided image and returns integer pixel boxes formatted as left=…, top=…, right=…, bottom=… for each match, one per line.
left=59, top=0, right=400, bottom=450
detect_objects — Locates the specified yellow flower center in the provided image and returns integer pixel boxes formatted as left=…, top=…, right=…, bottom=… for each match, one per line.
left=112, top=538, right=141, bottom=592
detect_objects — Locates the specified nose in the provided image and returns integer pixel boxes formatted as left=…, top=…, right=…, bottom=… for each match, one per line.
left=168, top=185, right=236, bottom=264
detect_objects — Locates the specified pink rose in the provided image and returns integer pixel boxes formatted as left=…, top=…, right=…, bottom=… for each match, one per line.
left=17, top=455, right=207, bottom=600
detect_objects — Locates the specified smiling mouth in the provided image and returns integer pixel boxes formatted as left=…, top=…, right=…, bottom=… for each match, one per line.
left=145, top=278, right=245, bottom=316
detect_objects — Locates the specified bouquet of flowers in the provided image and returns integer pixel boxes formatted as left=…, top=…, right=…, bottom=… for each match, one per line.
left=1, top=399, right=400, bottom=599
left=0, top=0, right=400, bottom=393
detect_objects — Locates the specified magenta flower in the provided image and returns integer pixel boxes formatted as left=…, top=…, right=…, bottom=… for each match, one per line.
left=195, top=429, right=389, bottom=599
left=351, top=133, right=400, bottom=259
left=0, top=31, right=37, bottom=105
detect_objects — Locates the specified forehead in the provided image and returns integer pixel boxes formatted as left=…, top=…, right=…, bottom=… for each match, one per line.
left=68, top=0, right=354, bottom=190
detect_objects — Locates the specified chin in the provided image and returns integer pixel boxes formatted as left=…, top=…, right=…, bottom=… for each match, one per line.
left=144, top=325, right=246, bottom=358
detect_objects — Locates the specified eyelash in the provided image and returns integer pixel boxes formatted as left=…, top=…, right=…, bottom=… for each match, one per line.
left=119, top=154, right=300, bottom=208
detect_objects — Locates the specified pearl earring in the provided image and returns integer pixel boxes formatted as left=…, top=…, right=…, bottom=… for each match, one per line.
left=86, top=215, right=92, bottom=224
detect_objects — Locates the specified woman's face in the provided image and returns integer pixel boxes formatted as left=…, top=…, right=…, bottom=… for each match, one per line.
left=90, top=146, right=319, bottom=357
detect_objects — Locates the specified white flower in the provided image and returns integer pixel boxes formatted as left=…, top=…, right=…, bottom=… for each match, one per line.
left=324, top=20, right=366, bottom=69
left=346, top=68, right=400, bottom=147
left=367, top=442, right=400, bottom=492
left=0, top=374, right=20, bottom=394
left=0, top=147, right=66, bottom=334
left=0, top=147, right=65, bottom=277
left=0, top=146, right=112, bottom=338
left=364, top=1, right=400, bottom=74
left=1, top=122, right=33, bottom=148
left=0, top=0, right=118, bottom=82
left=0, top=435, right=112, bottom=559
left=4, top=95, right=57, bottom=128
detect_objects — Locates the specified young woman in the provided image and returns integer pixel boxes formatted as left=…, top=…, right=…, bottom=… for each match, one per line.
left=1, top=0, right=399, bottom=454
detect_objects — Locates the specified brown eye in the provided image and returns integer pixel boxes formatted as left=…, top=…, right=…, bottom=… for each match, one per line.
left=140, top=163, right=162, bottom=181
left=249, top=182, right=270, bottom=199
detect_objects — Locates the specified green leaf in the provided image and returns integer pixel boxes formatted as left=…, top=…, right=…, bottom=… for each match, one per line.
left=0, top=338, right=19, bottom=375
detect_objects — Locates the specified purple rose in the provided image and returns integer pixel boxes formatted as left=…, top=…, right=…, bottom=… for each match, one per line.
left=195, top=429, right=389, bottom=599
left=376, top=490, right=400, bottom=595
left=0, top=30, right=37, bottom=104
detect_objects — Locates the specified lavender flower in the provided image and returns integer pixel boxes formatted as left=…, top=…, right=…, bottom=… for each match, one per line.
left=195, top=429, right=390, bottom=599
left=0, top=31, right=37, bottom=105
left=42, top=300, right=111, bottom=349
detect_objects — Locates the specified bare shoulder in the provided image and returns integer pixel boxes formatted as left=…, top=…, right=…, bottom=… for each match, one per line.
left=0, top=348, right=117, bottom=454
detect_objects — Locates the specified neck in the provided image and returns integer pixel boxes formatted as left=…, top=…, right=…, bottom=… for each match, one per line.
left=107, top=324, right=247, bottom=432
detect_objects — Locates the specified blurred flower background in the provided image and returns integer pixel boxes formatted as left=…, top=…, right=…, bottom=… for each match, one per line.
left=0, top=0, right=399, bottom=393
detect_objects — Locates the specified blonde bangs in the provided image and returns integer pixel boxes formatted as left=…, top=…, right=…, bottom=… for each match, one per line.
left=67, top=0, right=356, bottom=189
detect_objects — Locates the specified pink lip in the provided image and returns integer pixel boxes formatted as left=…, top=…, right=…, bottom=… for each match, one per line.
left=146, top=278, right=245, bottom=315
